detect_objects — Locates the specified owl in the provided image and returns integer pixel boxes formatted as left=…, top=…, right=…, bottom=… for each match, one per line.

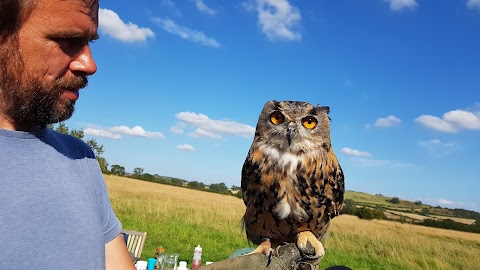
left=241, top=100, right=344, bottom=264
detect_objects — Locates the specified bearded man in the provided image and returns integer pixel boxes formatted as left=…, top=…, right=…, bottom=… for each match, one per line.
left=0, top=0, right=135, bottom=269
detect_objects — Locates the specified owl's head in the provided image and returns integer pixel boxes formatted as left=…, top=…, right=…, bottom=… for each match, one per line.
left=253, top=100, right=332, bottom=154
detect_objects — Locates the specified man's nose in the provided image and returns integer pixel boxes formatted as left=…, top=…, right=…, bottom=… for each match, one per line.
left=70, top=45, right=97, bottom=75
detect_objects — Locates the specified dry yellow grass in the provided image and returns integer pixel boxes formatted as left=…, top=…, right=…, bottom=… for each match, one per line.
left=326, top=215, right=480, bottom=269
left=429, top=214, right=477, bottom=225
left=105, top=175, right=480, bottom=269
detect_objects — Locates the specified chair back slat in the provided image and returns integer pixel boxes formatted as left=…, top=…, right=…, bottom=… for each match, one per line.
left=121, top=229, right=147, bottom=259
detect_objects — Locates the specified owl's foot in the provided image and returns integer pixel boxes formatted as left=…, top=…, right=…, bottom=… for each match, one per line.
left=250, top=238, right=274, bottom=266
left=296, top=231, right=325, bottom=260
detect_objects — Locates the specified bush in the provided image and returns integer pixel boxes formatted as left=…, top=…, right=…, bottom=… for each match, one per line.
left=389, top=197, right=400, bottom=204
left=355, top=207, right=386, bottom=220
left=341, top=199, right=357, bottom=215
left=421, top=219, right=480, bottom=234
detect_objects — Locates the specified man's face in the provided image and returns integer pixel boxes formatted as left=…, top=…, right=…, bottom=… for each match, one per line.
left=0, top=0, right=99, bottom=130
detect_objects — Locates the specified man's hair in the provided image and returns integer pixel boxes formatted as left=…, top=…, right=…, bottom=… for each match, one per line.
left=0, top=0, right=39, bottom=44
left=0, top=0, right=20, bottom=39
left=0, top=0, right=99, bottom=43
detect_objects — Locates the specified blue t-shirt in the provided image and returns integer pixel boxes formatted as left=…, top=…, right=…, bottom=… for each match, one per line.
left=0, top=128, right=122, bottom=269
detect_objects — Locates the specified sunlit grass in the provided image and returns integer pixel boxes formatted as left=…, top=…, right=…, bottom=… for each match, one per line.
left=105, top=175, right=480, bottom=269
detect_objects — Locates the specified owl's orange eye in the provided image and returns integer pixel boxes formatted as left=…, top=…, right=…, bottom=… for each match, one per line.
left=270, top=111, right=285, bottom=125
left=302, top=116, right=318, bottom=129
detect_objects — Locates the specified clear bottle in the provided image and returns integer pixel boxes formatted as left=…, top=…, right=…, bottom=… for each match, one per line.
left=191, top=245, right=202, bottom=269
left=155, top=246, right=166, bottom=269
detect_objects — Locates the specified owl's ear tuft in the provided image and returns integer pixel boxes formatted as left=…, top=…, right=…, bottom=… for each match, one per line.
left=318, top=105, right=330, bottom=114
left=266, top=100, right=280, bottom=108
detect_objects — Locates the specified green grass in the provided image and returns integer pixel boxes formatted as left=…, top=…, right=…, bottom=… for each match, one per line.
left=106, top=175, right=480, bottom=269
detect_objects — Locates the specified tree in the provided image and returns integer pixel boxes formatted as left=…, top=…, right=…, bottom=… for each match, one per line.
left=415, top=200, right=422, bottom=205
left=86, top=138, right=105, bottom=156
left=96, top=157, right=109, bottom=173
left=188, top=181, right=206, bottom=190
left=209, top=182, right=228, bottom=193
left=133, top=167, right=144, bottom=176
left=55, top=122, right=69, bottom=134
left=70, top=129, right=85, bottom=140
left=111, top=164, right=126, bottom=176
left=85, top=138, right=107, bottom=173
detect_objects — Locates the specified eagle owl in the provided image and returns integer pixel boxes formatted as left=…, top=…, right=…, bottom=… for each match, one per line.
left=241, top=100, right=344, bottom=263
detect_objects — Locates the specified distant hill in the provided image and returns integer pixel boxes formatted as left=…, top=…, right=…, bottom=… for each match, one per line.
left=344, top=190, right=479, bottom=226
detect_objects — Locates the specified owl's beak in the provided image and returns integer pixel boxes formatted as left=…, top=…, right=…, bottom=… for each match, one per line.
left=286, top=127, right=295, bottom=146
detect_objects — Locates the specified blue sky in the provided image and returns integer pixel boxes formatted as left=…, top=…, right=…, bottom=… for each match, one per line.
left=67, top=0, right=480, bottom=211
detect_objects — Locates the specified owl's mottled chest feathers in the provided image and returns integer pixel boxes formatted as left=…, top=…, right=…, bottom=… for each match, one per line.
left=241, top=144, right=344, bottom=245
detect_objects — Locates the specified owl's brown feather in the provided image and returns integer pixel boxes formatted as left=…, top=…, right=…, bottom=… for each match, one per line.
left=241, top=100, right=344, bottom=260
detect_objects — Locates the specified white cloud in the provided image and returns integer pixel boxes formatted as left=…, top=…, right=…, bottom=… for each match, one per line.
left=152, top=18, right=220, bottom=48
left=175, top=112, right=255, bottom=139
left=190, top=128, right=223, bottom=140
left=170, top=123, right=186, bottom=135
left=177, top=144, right=196, bottom=151
left=256, top=0, right=302, bottom=41
left=99, top=9, right=155, bottom=43
left=195, top=0, right=217, bottom=15
left=366, top=115, right=401, bottom=128
left=375, top=115, right=402, bottom=127
left=385, top=0, right=418, bottom=11
left=438, top=199, right=455, bottom=205
left=346, top=156, right=412, bottom=168
left=467, top=0, right=480, bottom=10
left=415, top=109, right=480, bottom=133
left=84, top=125, right=165, bottom=139
left=418, top=139, right=456, bottom=157
left=415, top=115, right=457, bottom=133
left=162, top=0, right=175, bottom=7
left=341, top=147, right=372, bottom=157
left=424, top=139, right=455, bottom=147
left=84, top=128, right=121, bottom=140
left=352, top=158, right=390, bottom=167
left=110, top=125, right=165, bottom=138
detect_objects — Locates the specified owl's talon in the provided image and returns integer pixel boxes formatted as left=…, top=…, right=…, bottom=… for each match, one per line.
left=296, top=231, right=325, bottom=260
left=266, top=250, right=273, bottom=266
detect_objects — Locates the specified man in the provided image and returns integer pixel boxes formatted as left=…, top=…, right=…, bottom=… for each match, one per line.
left=0, top=0, right=135, bottom=269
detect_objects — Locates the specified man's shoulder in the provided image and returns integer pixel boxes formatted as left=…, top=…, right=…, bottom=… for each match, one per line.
left=47, top=129, right=95, bottom=158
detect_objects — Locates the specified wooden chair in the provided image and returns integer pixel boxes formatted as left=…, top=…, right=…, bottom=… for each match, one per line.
left=121, top=229, right=147, bottom=260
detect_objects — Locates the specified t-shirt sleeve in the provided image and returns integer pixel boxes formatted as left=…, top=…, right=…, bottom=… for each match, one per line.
left=100, top=178, right=122, bottom=244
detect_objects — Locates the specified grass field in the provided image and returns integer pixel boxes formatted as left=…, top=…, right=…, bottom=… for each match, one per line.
left=105, top=175, right=480, bottom=269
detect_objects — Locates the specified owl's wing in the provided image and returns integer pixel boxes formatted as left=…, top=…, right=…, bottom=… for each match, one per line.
left=325, top=158, right=345, bottom=218
left=240, top=153, right=259, bottom=206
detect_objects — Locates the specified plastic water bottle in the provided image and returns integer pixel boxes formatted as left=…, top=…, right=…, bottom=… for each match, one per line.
left=191, top=245, right=202, bottom=269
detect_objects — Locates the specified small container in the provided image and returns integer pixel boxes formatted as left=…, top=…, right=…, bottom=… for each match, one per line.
left=177, top=261, right=188, bottom=270
left=191, top=245, right=202, bottom=269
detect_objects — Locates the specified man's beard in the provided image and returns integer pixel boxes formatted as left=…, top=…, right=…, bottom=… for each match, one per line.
left=0, top=39, right=88, bottom=128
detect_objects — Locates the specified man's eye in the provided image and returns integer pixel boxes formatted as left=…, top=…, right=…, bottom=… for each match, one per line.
left=53, top=37, right=88, bottom=52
